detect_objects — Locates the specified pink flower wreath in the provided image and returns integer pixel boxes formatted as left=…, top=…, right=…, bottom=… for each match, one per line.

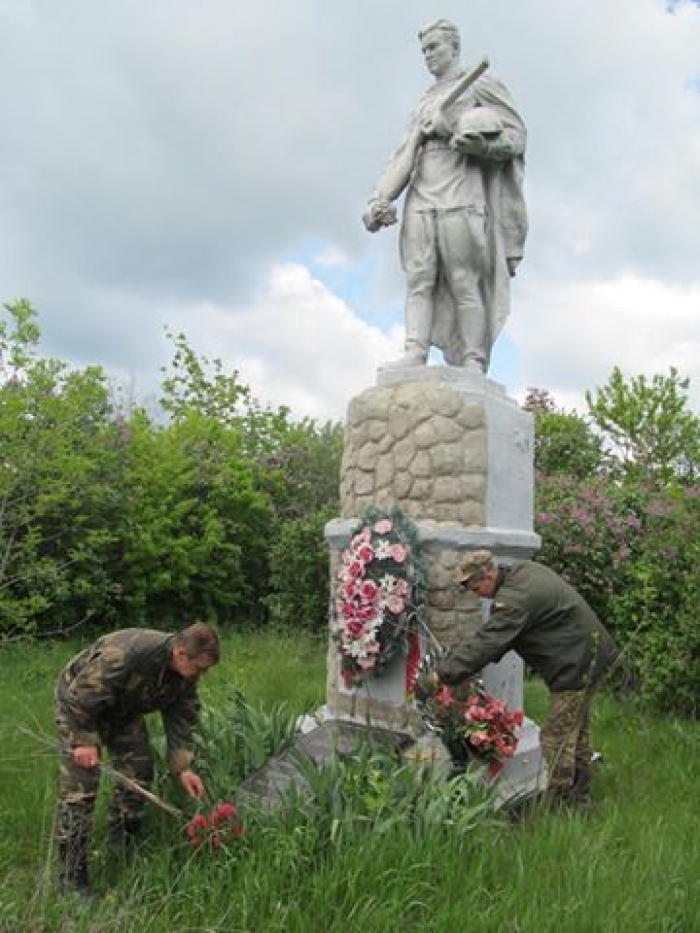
left=333, top=508, right=424, bottom=688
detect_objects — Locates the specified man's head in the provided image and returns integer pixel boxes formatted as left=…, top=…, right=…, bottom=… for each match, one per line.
left=170, top=622, right=220, bottom=680
left=418, top=19, right=460, bottom=78
left=455, top=549, right=498, bottom=598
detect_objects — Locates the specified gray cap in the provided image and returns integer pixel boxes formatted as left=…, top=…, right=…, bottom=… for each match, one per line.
left=454, top=549, right=494, bottom=585
left=456, top=107, right=503, bottom=138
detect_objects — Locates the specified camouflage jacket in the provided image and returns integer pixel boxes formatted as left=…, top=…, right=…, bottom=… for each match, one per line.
left=55, top=629, right=201, bottom=774
left=438, top=561, right=618, bottom=692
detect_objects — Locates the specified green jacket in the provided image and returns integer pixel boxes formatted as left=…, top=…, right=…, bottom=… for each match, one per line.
left=437, top=560, right=618, bottom=692
left=55, top=629, right=200, bottom=774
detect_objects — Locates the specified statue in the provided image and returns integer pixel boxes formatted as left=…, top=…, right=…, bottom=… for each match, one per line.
left=363, top=19, right=528, bottom=374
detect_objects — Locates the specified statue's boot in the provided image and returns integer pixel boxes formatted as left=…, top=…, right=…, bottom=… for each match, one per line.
left=382, top=298, right=430, bottom=369
left=455, top=291, right=488, bottom=373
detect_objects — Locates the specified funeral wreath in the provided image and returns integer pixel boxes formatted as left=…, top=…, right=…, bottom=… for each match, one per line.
left=333, top=507, right=426, bottom=688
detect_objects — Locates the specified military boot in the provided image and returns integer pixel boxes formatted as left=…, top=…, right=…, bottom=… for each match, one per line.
left=571, top=765, right=594, bottom=814
left=58, top=837, right=93, bottom=901
left=107, top=813, right=143, bottom=853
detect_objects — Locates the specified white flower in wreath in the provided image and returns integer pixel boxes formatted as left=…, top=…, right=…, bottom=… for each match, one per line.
left=373, top=539, right=392, bottom=559
left=378, top=573, right=399, bottom=592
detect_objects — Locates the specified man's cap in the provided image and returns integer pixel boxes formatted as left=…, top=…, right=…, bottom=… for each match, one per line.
left=455, top=549, right=494, bottom=585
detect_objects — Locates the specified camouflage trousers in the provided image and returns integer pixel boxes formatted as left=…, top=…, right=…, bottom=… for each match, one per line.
left=55, top=708, right=155, bottom=845
left=540, top=687, right=594, bottom=800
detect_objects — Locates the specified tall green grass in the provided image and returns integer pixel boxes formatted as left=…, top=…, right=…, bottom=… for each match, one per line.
left=1, top=629, right=698, bottom=932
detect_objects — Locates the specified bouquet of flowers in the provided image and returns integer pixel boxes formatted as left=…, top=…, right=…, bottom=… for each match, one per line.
left=333, top=508, right=425, bottom=688
left=185, top=801, right=245, bottom=854
left=415, top=675, right=523, bottom=777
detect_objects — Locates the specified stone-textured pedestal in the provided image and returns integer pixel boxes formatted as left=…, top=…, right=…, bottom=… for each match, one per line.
left=323, top=366, right=546, bottom=802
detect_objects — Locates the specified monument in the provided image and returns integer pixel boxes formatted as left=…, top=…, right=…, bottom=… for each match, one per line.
left=321, top=18, right=545, bottom=803
left=241, top=20, right=545, bottom=808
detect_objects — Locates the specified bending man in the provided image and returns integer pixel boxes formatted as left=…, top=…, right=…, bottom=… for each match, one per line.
left=436, top=551, right=617, bottom=810
left=54, top=622, right=219, bottom=897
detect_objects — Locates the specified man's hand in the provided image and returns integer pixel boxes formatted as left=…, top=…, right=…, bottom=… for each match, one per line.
left=72, top=745, right=100, bottom=768
left=178, top=769, right=206, bottom=800
left=414, top=670, right=440, bottom=700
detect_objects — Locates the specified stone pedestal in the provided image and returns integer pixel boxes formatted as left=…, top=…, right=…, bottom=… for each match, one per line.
left=323, top=367, right=547, bottom=801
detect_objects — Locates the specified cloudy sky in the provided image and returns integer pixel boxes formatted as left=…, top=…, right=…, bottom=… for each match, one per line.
left=2, top=0, right=699, bottom=421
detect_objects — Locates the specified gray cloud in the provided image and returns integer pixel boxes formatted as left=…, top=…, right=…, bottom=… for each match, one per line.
left=1, top=0, right=699, bottom=416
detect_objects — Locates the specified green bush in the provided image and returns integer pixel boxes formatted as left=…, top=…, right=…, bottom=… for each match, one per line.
left=534, top=473, right=643, bottom=619
left=264, top=506, right=336, bottom=632
left=113, top=410, right=273, bottom=628
left=0, top=304, right=341, bottom=637
left=606, top=487, right=700, bottom=715
left=0, top=301, right=125, bottom=635
left=535, top=475, right=700, bottom=715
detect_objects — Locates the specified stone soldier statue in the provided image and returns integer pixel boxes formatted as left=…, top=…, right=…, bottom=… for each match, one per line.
left=54, top=623, right=219, bottom=898
left=363, top=19, right=528, bottom=374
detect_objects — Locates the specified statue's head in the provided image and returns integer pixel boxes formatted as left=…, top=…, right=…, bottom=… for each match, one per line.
left=418, top=19, right=460, bottom=77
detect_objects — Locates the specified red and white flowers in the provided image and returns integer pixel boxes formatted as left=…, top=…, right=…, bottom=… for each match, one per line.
left=334, top=511, right=421, bottom=687
left=416, top=678, right=524, bottom=777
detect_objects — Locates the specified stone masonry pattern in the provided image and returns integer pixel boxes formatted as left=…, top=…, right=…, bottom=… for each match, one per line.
left=340, top=383, right=488, bottom=525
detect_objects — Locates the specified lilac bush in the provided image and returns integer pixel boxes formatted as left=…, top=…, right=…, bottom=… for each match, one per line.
left=535, top=474, right=700, bottom=715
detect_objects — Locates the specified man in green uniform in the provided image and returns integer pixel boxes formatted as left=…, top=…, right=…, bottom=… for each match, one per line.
left=54, top=622, right=220, bottom=897
left=436, top=550, right=618, bottom=811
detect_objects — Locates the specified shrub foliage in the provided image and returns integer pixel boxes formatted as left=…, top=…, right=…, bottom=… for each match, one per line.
left=531, top=376, right=700, bottom=716
left=2, top=299, right=699, bottom=716
left=0, top=301, right=340, bottom=637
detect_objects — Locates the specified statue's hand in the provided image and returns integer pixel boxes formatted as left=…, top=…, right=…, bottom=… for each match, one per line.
left=449, top=131, right=491, bottom=157
left=363, top=199, right=397, bottom=233
left=420, top=109, right=452, bottom=139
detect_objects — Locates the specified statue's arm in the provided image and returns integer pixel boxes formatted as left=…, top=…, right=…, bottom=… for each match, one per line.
left=451, top=75, right=527, bottom=162
left=372, top=113, right=422, bottom=202
left=363, top=114, right=422, bottom=231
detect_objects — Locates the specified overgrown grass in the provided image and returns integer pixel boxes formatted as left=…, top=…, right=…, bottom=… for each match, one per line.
left=1, top=629, right=698, bottom=932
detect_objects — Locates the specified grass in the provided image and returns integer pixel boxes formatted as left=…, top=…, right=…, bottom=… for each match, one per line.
left=0, top=628, right=698, bottom=932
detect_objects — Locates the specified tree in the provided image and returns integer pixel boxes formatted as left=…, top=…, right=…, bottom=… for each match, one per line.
left=523, top=388, right=603, bottom=479
left=260, top=419, right=342, bottom=630
left=158, top=329, right=342, bottom=630
left=113, top=409, right=273, bottom=627
left=1, top=300, right=122, bottom=635
left=0, top=309, right=342, bottom=636
left=585, top=367, right=700, bottom=485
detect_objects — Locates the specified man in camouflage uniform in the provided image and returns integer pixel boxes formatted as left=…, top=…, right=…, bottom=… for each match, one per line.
left=54, top=622, right=219, bottom=897
left=435, top=550, right=618, bottom=811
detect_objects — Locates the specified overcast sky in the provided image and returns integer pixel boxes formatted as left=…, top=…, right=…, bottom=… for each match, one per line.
left=2, top=0, right=699, bottom=421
